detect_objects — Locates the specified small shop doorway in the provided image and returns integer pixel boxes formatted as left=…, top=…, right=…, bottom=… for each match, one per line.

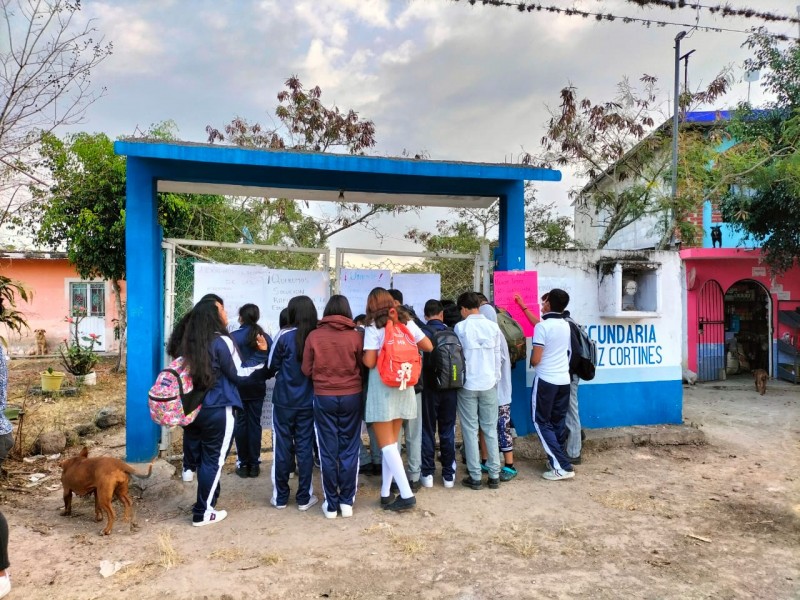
left=723, top=279, right=771, bottom=375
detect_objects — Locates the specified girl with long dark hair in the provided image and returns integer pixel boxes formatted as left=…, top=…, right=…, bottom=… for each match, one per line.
left=362, top=287, right=432, bottom=512
left=230, top=303, right=272, bottom=478
left=180, top=298, right=268, bottom=526
left=302, top=295, right=363, bottom=518
left=268, top=295, right=318, bottom=511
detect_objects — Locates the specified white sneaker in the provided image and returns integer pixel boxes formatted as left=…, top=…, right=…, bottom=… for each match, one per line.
left=192, top=509, right=227, bottom=527
left=0, top=571, right=10, bottom=599
left=270, top=497, right=287, bottom=510
left=420, top=475, right=434, bottom=488
left=322, top=501, right=337, bottom=519
left=340, top=504, right=353, bottom=518
left=542, top=469, right=575, bottom=481
left=182, top=469, right=195, bottom=482
left=298, top=495, right=318, bottom=511
left=443, top=476, right=455, bottom=489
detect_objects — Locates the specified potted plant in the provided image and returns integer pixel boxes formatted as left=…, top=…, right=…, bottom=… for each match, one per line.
left=59, top=309, right=100, bottom=385
left=41, top=366, right=66, bottom=392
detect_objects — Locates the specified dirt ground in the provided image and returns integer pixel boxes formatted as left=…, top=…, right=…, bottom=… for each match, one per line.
left=2, top=361, right=798, bottom=600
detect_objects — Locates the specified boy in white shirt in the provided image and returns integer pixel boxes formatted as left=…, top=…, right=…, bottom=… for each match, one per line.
left=530, top=288, right=575, bottom=480
left=454, top=292, right=504, bottom=490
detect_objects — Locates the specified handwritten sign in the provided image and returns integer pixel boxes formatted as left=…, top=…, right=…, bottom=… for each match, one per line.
left=193, top=263, right=270, bottom=331
left=493, top=271, right=539, bottom=336
left=339, top=269, right=390, bottom=316
left=392, top=273, right=441, bottom=317
left=265, top=269, right=329, bottom=327
left=194, top=264, right=330, bottom=338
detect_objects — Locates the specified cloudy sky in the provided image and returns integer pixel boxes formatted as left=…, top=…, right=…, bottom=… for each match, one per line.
left=57, top=0, right=799, bottom=252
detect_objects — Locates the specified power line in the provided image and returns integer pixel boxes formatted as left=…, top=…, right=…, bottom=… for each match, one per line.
left=621, top=0, right=800, bottom=26
left=454, top=0, right=798, bottom=40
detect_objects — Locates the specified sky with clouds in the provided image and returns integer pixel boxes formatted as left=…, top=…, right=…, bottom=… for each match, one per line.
left=47, top=0, right=800, bottom=251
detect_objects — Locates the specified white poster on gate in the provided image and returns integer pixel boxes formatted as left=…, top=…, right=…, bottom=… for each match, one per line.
left=193, top=263, right=270, bottom=331
left=193, top=264, right=330, bottom=339
left=392, top=273, right=441, bottom=318
left=339, top=269, right=391, bottom=316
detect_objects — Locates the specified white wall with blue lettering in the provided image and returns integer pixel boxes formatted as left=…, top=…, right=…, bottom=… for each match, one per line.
left=521, top=249, right=684, bottom=430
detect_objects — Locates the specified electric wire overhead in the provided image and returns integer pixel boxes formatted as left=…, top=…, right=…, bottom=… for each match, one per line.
left=456, top=0, right=799, bottom=40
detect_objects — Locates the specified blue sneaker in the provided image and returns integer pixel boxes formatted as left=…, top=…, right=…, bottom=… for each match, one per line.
left=480, top=462, right=489, bottom=474
left=499, top=466, right=518, bottom=482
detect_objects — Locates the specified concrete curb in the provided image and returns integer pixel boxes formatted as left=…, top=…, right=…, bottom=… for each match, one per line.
left=514, top=424, right=705, bottom=461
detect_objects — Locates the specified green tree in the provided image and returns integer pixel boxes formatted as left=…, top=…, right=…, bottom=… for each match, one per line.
left=711, top=31, right=800, bottom=272
left=22, top=124, right=236, bottom=369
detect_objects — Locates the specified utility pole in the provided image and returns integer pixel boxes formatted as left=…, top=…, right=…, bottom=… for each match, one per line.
left=671, top=31, right=687, bottom=203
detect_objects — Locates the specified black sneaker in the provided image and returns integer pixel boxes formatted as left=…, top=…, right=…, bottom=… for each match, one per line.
left=487, top=477, right=500, bottom=489
left=380, top=494, right=396, bottom=506
left=249, top=464, right=260, bottom=478
left=569, top=455, right=582, bottom=465
left=371, top=463, right=381, bottom=476
left=385, top=495, right=416, bottom=512
left=409, top=479, right=421, bottom=492
left=462, top=476, right=483, bottom=490
left=390, top=481, right=399, bottom=495
left=359, top=463, right=372, bottom=475
left=235, top=465, right=250, bottom=478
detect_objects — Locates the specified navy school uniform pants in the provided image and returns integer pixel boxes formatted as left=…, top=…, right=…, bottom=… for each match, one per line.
left=182, top=405, right=235, bottom=521
left=234, top=398, right=263, bottom=468
left=531, top=376, right=573, bottom=472
left=271, top=405, right=315, bottom=507
left=421, top=388, right=458, bottom=480
left=313, top=393, right=362, bottom=512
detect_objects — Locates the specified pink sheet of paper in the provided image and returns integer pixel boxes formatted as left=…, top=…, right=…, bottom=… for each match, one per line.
left=493, top=271, right=540, bottom=336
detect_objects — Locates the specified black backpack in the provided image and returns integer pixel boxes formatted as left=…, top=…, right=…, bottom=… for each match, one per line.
left=422, top=325, right=466, bottom=391
left=566, top=317, right=597, bottom=381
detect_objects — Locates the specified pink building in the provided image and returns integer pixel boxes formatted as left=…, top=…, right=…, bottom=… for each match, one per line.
left=0, top=251, right=125, bottom=356
left=681, top=248, right=800, bottom=384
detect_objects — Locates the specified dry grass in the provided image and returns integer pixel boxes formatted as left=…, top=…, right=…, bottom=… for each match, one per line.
left=388, top=532, right=427, bottom=557
left=260, top=552, right=283, bottom=566
left=208, top=547, right=245, bottom=562
left=362, top=521, right=393, bottom=535
left=158, top=529, right=181, bottom=569
left=6, top=357, right=125, bottom=456
left=592, top=490, right=672, bottom=517
left=492, top=522, right=540, bottom=558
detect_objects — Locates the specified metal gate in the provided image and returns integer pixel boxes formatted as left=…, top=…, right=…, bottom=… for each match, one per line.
left=697, top=279, right=725, bottom=381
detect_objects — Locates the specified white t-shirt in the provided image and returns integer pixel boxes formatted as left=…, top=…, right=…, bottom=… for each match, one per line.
left=479, top=303, right=498, bottom=323
left=363, top=320, right=427, bottom=351
left=531, top=314, right=571, bottom=386
left=497, top=338, right=512, bottom=406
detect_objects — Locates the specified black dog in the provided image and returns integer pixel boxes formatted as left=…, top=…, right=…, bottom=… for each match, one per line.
left=710, top=226, right=722, bottom=248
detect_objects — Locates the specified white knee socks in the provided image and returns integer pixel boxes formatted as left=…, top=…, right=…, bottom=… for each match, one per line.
left=381, top=444, right=413, bottom=499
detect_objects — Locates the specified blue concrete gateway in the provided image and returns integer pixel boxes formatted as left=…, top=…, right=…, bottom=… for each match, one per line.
left=115, top=140, right=561, bottom=461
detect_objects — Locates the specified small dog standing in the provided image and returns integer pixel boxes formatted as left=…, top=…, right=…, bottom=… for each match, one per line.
left=34, top=329, right=48, bottom=355
left=753, top=369, right=768, bottom=396
left=59, top=447, right=153, bottom=535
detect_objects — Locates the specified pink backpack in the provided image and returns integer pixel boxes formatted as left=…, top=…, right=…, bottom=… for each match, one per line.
left=377, top=318, right=421, bottom=391
left=148, top=357, right=205, bottom=427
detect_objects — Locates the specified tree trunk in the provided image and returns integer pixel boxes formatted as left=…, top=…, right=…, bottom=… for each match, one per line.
left=111, top=279, right=127, bottom=373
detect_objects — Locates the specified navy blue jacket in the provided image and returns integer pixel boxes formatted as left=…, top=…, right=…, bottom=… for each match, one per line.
left=230, top=326, right=272, bottom=401
left=268, top=328, right=314, bottom=410
left=202, top=335, right=268, bottom=410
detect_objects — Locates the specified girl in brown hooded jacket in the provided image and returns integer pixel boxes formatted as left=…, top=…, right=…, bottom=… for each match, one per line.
left=301, top=295, right=364, bottom=518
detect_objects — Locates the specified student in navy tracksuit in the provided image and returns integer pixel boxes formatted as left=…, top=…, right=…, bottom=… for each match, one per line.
left=181, top=298, right=269, bottom=526
left=302, top=295, right=364, bottom=519
left=419, top=299, right=459, bottom=488
left=231, top=303, right=272, bottom=478
left=268, top=295, right=318, bottom=511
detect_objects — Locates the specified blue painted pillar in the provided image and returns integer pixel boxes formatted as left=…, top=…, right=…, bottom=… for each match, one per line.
left=125, top=159, right=162, bottom=462
left=496, top=181, right=533, bottom=436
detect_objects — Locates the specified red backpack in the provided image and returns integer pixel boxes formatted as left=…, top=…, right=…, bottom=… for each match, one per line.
left=377, top=318, right=421, bottom=391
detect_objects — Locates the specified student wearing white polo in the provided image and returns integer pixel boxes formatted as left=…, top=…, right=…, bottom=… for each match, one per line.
left=530, top=288, right=575, bottom=481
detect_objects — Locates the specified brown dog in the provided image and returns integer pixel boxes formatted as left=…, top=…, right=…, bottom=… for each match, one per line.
left=753, top=369, right=768, bottom=396
left=59, top=447, right=154, bottom=535
left=34, top=329, right=48, bottom=355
